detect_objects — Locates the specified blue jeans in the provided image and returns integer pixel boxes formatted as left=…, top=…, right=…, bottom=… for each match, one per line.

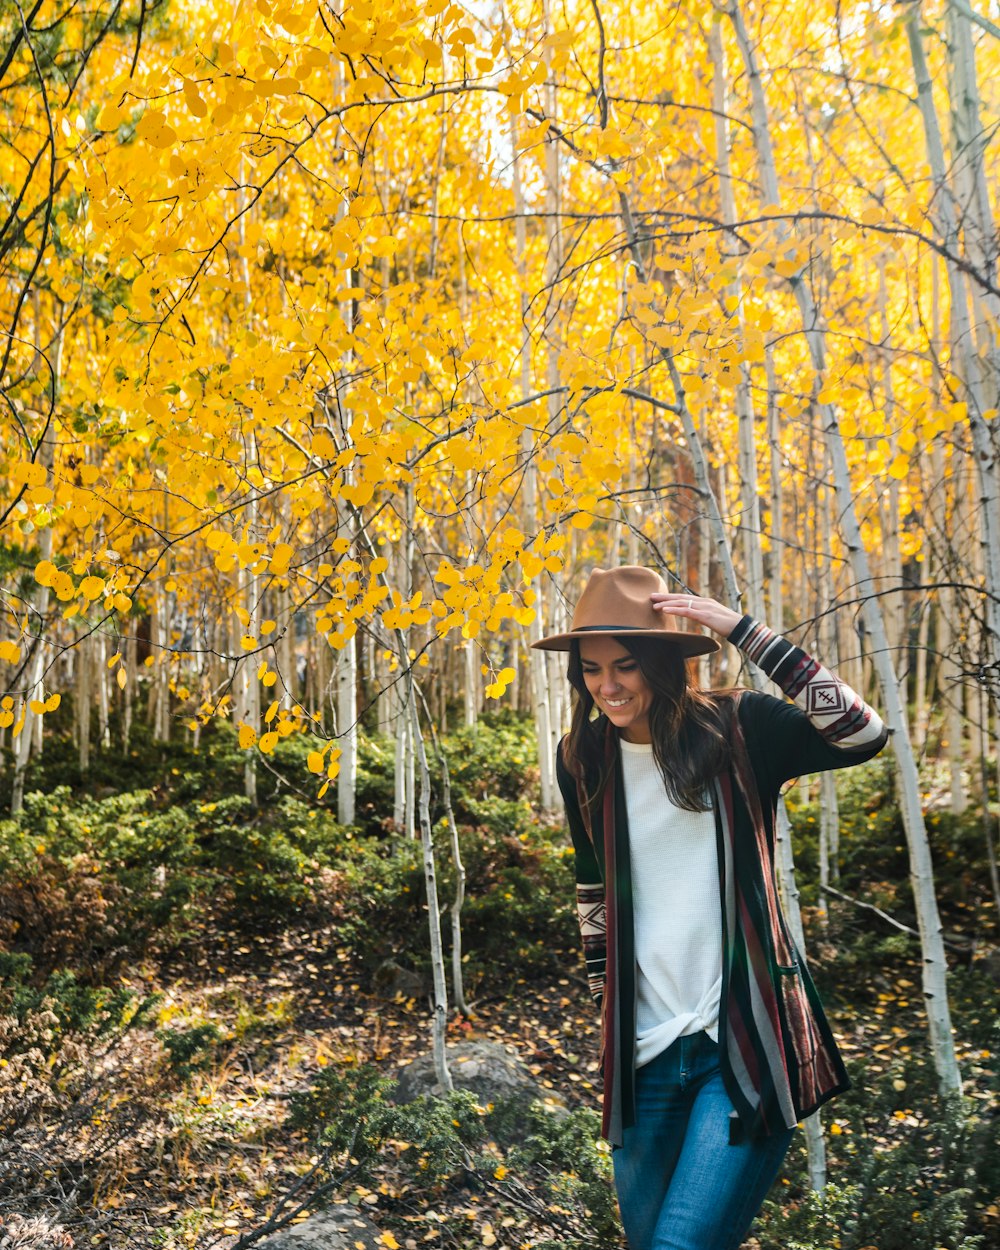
left=612, top=1032, right=793, bottom=1250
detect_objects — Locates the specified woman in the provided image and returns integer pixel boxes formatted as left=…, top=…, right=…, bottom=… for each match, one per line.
left=531, top=565, right=888, bottom=1250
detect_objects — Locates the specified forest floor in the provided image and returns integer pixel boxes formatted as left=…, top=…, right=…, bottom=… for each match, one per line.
left=2, top=729, right=999, bottom=1250
left=69, top=913, right=609, bottom=1249
left=10, top=898, right=995, bottom=1250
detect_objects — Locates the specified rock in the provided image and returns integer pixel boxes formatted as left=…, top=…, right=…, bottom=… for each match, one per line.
left=257, top=1204, right=381, bottom=1249
left=392, top=1040, right=567, bottom=1140
left=372, top=958, right=426, bottom=1001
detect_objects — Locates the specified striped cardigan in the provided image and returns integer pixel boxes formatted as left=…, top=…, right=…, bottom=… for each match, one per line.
left=556, top=616, right=889, bottom=1147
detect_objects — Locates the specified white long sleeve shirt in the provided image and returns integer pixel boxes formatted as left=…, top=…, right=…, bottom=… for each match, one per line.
left=620, top=738, right=723, bottom=1068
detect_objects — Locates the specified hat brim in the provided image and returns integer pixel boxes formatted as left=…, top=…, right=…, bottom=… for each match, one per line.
left=529, top=628, right=720, bottom=656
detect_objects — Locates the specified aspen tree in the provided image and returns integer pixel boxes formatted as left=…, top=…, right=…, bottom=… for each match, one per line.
left=96, top=631, right=111, bottom=752
left=539, top=0, right=567, bottom=790
left=726, top=0, right=961, bottom=1096
left=906, top=5, right=1000, bottom=699
left=11, top=314, right=59, bottom=815
left=708, top=18, right=765, bottom=613
left=411, top=688, right=453, bottom=1093
left=510, top=103, right=557, bottom=811
left=422, top=696, right=470, bottom=1016
left=76, top=632, right=91, bottom=774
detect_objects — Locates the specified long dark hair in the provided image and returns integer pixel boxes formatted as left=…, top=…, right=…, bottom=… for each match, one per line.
left=562, top=634, right=735, bottom=814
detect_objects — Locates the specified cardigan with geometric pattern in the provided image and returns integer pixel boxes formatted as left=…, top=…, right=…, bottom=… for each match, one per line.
left=556, top=616, right=889, bottom=1147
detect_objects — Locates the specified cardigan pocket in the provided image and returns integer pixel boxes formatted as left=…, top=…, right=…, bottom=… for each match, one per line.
left=776, top=962, right=817, bottom=1065
left=776, top=962, right=829, bottom=1112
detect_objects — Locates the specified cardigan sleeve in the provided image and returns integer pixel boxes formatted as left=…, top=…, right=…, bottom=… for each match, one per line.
left=556, top=740, right=607, bottom=1009
left=728, top=615, right=889, bottom=792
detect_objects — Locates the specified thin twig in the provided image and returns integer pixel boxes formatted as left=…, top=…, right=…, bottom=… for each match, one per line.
left=820, top=884, right=969, bottom=952
left=588, top=0, right=608, bottom=128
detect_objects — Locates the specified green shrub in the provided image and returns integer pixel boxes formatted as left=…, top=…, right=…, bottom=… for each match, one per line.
left=287, top=1061, right=616, bottom=1244
left=0, top=782, right=353, bottom=978
left=0, top=950, right=156, bottom=1044
left=158, top=1022, right=224, bottom=1078
left=756, top=1045, right=997, bottom=1250
left=328, top=818, right=576, bottom=991
left=453, top=823, right=577, bottom=985
left=503, top=1101, right=619, bottom=1246
left=444, top=714, right=541, bottom=819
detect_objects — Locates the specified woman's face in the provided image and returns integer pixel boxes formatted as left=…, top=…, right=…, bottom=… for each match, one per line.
left=578, top=636, right=654, bottom=743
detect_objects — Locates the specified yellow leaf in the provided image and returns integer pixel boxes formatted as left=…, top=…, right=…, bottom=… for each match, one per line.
left=307, top=751, right=325, bottom=774
left=264, top=700, right=279, bottom=724
left=379, top=1234, right=400, bottom=1249
left=80, top=575, right=105, bottom=601
left=0, top=641, right=21, bottom=664
left=259, top=731, right=279, bottom=754
left=184, top=89, right=208, bottom=118
left=269, top=543, right=293, bottom=573
left=117, top=669, right=127, bottom=690
left=239, top=723, right=257, bottom=749
left=888, top=453, right=909, bottom=480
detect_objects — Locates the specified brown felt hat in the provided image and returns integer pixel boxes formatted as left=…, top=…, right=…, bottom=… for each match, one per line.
left=530, top=566, right=720, bottom=656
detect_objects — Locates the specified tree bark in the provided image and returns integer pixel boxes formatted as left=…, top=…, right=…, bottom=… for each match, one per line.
left=729, top=0, right=961, bottom=1097
left=908, top=7, right=1000, bottom=705
left=411, top=690, right=453, bottom=1092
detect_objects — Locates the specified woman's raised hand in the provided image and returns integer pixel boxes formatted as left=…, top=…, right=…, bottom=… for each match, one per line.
left=650, top=593, right=744, bottom=639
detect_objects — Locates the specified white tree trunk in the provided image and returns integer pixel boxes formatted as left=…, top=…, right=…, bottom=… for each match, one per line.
left=908, top=8, right=1000, bottom=698
left=710, top=18, right=766, bottom=612
left=12, top=527, right=50, bottom=815
left=510, top=106, right=558, bottom=810
left=463, top=638, right=478, bottom=728
left=11, top=309, right=60, bottom=814
left=427, top=712, right=469, bottom=1016
left=730, top=0, right=961, bottom=1096
left=337, top=638, right=357, bottom=825
left=122, top=629, right=136, bottom=749
left=392, top=676, right=408, bottom=829
left=410, top=685, right=453, bottom=1092
left=765, top=352, right=784, bottom=629
left=77, top=633, right=91, bottom=775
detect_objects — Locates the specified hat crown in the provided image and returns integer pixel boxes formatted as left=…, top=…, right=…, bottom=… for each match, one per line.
left=571, top=566, right=670, bottom=633
left=528, top=565, right=720, bottom=655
